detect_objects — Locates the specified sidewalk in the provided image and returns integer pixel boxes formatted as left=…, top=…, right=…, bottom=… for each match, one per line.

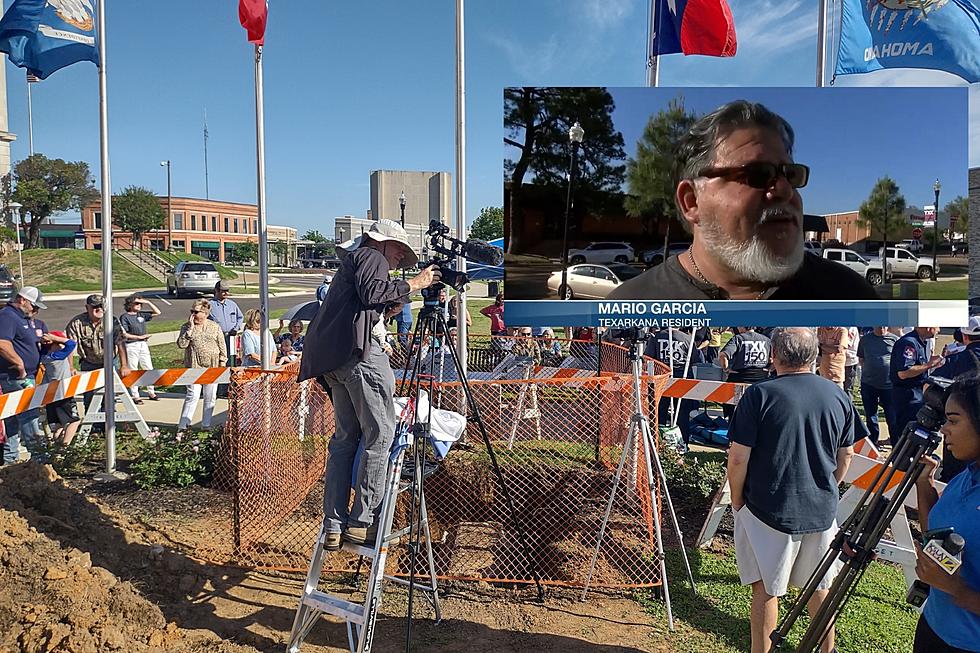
left=130, top=391, right=228, bottom=430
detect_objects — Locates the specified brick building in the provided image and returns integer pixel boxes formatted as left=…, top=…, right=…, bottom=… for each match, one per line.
left=81, top=196, right=296, bottom=264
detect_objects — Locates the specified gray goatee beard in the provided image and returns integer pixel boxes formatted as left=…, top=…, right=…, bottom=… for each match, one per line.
left=699, top=207, right=804, bottom=285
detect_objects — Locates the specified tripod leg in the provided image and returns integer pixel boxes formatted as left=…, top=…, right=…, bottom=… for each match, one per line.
left=419, top=484, right=443, bottom=623
left=580, top=416, right=638, bottom=600
left=639, top=417, right=674, bottom=630
left=644, top=429, right=697, bottom=593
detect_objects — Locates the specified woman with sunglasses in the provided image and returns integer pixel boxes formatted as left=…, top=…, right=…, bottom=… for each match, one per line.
left=913, top=376, right=980, bottom=652
left=176, top=299, right=226, bottom=434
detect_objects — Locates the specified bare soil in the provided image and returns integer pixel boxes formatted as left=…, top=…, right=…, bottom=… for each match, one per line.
left=1, top=462, right=685, bottom=653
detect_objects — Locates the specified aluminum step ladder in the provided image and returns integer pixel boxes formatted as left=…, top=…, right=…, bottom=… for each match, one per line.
left=286, top=429, right=442, bottom=653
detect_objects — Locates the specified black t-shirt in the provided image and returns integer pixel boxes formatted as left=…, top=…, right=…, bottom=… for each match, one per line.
left=644, top=329, right=704, bottom=377
left=730, top=373, right=858, bottom=534
left=721, top=331, right=772, bottom=381
left=607, top=252, right=880, bottom=300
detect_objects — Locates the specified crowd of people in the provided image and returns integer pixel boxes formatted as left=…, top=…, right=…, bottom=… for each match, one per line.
left=0, top=280, right=310, bottom=462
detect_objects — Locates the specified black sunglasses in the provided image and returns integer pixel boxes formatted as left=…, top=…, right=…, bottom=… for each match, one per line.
left=697, top=162, right=810, bottom=190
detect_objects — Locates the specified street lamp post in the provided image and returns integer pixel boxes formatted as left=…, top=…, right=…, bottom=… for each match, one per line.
left=932, top=179, right=941, bottom=281
left=399, top=190, right=406, bottom=228
left=5, top=202, right=24, bottom=283
left=559, top=121, right=585, bottom=300
left=160, top=160, right=172, bottom=251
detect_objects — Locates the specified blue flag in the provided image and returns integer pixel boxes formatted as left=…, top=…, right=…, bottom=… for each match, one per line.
left=0, top=0, right=99, bottom=80
left=836, top=0, right=980, bottom=84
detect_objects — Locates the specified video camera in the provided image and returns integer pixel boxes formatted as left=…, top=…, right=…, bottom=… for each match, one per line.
left=607, top=326, right=652, bottom=342
left=893, top=378, right=950, bottom=472
left=420, top=220, right=503, bottom=300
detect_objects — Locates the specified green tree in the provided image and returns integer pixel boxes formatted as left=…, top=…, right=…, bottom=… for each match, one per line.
left=113, top=185, right=165, bottom=248
left=504, top=87, right=626, bottom=253
left=270, top=240, right=290, bottom=266
left=944, top=195, right=969, bottom=235
left=857, top=177, right=907, bottom=260
left=469, top=206, right=503, bottom=241
left=302, top=229, right=335, bottom=258
left=624, top=98, right=700, bottom=238
left=3, top=154, right=99, bottom=249
left=303, top=229, right=328, bottom=243
left=228, top=240, right=258, bottom=266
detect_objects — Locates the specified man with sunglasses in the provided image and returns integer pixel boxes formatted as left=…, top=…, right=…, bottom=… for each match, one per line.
left=609, top=101, right=879, bottom=301
left=65, top=294, right=131, bottom=432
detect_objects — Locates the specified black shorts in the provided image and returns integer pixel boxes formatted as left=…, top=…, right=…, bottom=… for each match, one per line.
left=46, top=398, right=79, bottom=428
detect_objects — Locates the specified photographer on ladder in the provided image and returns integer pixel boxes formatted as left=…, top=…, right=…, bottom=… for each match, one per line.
left=299, top=219, right=441, bottom=551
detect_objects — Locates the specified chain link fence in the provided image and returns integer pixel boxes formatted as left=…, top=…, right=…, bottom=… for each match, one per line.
left=198, top=340, right=673, bottom=589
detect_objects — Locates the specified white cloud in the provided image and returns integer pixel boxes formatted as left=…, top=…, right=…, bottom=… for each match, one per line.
left=733, top=0, right=817, bottom=53
left=483, top=33, right=561, bottom=80
left=580, top=0, right=633, bottom=30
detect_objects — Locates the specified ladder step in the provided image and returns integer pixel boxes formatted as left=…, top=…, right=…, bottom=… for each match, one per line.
left=302, top=590, right=365, bottom=624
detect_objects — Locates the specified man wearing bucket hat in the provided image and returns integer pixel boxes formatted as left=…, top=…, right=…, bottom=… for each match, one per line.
left=299, top=219, right=441, bottom=549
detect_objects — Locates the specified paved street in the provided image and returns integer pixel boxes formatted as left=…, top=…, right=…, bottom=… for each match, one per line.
left=39, top=275, right=324, bottom=330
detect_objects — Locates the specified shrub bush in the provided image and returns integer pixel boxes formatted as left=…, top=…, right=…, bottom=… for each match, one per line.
left=131, top=427, right=221, bottom=489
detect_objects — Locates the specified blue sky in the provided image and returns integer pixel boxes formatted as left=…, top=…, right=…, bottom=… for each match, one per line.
left=3, top=0, right=977, bottom=234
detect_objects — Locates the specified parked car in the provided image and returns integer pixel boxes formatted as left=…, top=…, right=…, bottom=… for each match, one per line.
left=546, top=263, right=642, bottom=299
left=866, top=247, right=938, bottom=283
left=566, top=242, right=634, bottom=265
left=166, top=261, right=222, bottom=297
left=0, top=265, right=16, bottom=303
left=803, top=240, right=823, bottom=254
left=819, top=248, right=871, bottom=277
left=639, top=242, right=690, bottom=267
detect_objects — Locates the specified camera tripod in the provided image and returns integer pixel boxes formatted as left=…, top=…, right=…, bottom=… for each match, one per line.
left=769, top=415, right=943, bottom=652
left=397, top=294, right=545, bottom=643
left=580, top=333, right=697, bottom=628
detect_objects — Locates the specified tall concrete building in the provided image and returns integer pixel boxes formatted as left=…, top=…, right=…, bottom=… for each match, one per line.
left=370, top=170, right=452, bottom=253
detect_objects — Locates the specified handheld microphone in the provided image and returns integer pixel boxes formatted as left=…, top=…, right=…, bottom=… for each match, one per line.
left=907, top=527, right=965, bottom=607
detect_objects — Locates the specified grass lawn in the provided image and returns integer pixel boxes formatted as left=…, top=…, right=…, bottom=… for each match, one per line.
left=913, top=278, right=967, bottom=300
left=156, top=251, right=238, bottom=280
left=639, top=547, right=918, bottom=652
left=1, top=249, right=160, bottom=294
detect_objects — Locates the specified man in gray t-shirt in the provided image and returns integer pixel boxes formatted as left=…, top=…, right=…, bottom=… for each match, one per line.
left=856, top=327, right=898, bottom=447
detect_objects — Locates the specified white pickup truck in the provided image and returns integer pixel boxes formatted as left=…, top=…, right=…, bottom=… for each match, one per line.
left=818, top=248, right=885, bottom=285
left=865, top=247, right=939, bottom=284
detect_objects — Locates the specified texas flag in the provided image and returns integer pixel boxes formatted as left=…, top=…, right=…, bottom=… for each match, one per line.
left=239, top=0, right=268, bottom=46
left=650, top=0, right=738, bottom=57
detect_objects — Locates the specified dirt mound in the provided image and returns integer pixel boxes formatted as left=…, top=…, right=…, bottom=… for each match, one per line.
left=0, top=463, right=261, bottom=653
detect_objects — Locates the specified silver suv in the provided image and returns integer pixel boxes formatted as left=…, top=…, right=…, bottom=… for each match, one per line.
left=166, top=261, right=221, bottom=297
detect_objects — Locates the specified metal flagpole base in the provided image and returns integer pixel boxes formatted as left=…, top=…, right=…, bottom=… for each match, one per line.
left=94, top=470, right=130, bottom=483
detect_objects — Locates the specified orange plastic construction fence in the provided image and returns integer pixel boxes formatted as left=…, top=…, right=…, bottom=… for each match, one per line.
left=198, top=340, right=673, bottom=589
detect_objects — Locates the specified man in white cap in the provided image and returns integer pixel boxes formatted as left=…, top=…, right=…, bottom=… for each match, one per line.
left=299, top=219, right=441, bottom=549
left=929, top=317, right=980, bottom=482
left=0, top=286, right=47, bottom=464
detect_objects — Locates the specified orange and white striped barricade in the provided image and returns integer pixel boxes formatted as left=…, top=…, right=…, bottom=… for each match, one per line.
left=76, top=369, right=152, bottom=441
left=697, top=447, right=948, bottom=592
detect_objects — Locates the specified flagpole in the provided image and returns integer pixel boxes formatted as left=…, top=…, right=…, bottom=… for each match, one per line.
left=646, top=0, right=659, bottom=87
left=454, top=0, right=468, bottom=376
left=816, top=0, right=828, bottom=87
left=25, top=74, right=34, bottom=155
left=254, top=42, right=270, bottom=369
left=96, top=0, right=118, bottom=476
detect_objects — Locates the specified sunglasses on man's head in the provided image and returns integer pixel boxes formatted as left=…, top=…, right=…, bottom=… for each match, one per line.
left=697, top=162, right=810, bottom=190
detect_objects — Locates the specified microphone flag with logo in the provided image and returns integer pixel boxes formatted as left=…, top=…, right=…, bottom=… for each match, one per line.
left=239, top=0, right=268, bottom=46
left=0, top=0, right=99, bottom=80
left=649, top=0, right=738, bottom=58
left=836, top=0, right=980, bottom=84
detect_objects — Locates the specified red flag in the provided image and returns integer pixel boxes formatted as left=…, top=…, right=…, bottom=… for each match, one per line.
left=239, top=0, right=267, bottom=46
